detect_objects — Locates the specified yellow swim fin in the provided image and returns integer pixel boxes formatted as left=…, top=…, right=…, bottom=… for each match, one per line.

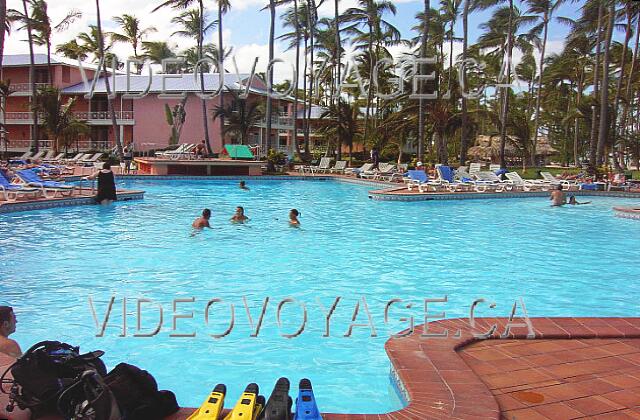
left=188, top=384, right=226, bottom=419
left=224, top=383, right=262, bottom=420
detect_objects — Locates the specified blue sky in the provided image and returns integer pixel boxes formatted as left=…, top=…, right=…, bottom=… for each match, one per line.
left=4, top=0, right=589, bottom=81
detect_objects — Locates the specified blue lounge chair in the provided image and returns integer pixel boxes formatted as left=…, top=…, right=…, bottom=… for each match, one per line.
left=16, top=169, right=75, bottom=198
left=0, top=171, right=39, bottom=201
left=436, top=166, right=474, bottom=192
left=406, top=170, right=440, bottom=192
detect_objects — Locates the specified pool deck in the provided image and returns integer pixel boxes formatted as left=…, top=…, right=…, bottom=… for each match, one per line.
left=3, top=317, right=640, bottom=419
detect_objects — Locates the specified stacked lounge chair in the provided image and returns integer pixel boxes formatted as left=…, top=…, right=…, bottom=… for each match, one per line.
left=16, top=169, right=75, bottom=198
left=0, top=171, right=40, bottom=201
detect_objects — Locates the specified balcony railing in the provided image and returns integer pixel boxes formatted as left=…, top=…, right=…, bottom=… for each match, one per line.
left=4, top=112, right=37, bottom=121
left=11, top=83, right=51, bottom=93
left=5, top=139, right=113, bottom=152
left=73, top=111, right=135, bottom=121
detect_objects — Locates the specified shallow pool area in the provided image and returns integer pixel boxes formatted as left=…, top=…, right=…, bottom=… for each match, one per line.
left=2, top=178, right=640, bottom=413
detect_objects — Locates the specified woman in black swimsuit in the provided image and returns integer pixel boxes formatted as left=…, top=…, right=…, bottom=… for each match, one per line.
left=87, top=162, right=117, bottom=205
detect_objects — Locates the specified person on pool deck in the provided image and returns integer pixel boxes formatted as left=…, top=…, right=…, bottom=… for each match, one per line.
left=231, top=206, right=249, bottom=223
left=0, top=306, right=21, bottom=358
left=87, top=163, right=117, bottom=205
left=568, top=196, right=591, bottom=205
left=193, top=208, right=212, bottom=229
left=195, top=140, right=207, bottom=159
left=289, top=209, right=300, bottom=226
left=550, top=184, right=566, bottom=206
left=239, top=181, right=250, bottom=190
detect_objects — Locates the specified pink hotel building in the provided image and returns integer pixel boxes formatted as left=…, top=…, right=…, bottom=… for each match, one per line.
left=1, top=54, right=298, bottom=156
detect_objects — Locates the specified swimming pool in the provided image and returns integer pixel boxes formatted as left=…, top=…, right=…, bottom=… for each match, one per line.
left=2, top=178, right=640, bottom=413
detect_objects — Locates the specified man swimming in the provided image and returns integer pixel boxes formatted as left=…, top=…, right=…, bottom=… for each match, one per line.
left=550, top=184, right=566, bottom=206
left=231, top=206, right=249, bottom=223
left=239, top=181, right=250, bottom=190
left=192, top=208, right=212, bottom=229
left=289, top=209, right=301, bottom=226
left=0, top=306, right=22, bottom=358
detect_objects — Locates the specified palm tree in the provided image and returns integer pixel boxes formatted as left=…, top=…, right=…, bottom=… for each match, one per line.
left=215, top=0, right=231, bottom=148
left=154, top=0, right=214, bottom=156
left=111, top=14, right=157, bottom=74
left=526, top=0, right=561, bottom=165
left=596, top=0, right=615, bottom=165
left=418, top=0, right=430, bottom=162
left=21, top=0, right=39, bottom=152
left=344, top=0, right=400, bottom=147
left=180, top=44, right=228, bottom=72
left=212, top=90, right=264, bottom=145
left=55, top=39, right=88, bottom=61
left=170, top=9, right=215, bottom=39
left=141, top=41, right=177, bottom=66
left=266, top=0, right=277, bottom=153
left=319, top=100, right=361, bottom=163
left=95, top=0, right=123, bottom=159
left=0, top=80, right=12, bottom=157
left=33, top=86, right=90, bottom=153
left=0, top=0, right=6, bottom=73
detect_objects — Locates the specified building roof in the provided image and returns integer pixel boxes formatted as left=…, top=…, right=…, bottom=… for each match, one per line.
left=3, top=54, right=102, bottom=70
left=61, top=73, right=271, bottom=95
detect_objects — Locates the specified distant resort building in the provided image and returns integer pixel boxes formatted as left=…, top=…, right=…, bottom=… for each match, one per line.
left=1, top=54, right=298, bottom=156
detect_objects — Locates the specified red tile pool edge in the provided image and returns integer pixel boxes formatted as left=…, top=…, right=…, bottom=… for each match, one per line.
left=3, top=317, right=640, bottom=420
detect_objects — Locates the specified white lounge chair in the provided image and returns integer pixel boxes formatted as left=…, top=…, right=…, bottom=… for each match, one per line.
left=489, top=164, right=502, bottom=172
left=406, top=170, right=441, bottom=192
left=44, top=152, right=65, bottom=163
left=31, top=151, right=46, bottom=160
left=308, top=157, right=332, bottom=174
left=17, top=151, right=33, bottom=160
left=474, top=171, right=514, bottom=192
left=168, top=144, right=196, bottom=160
left=155, top=144, right=187, bottom=157
left=330, top=160, right=347, bottom=174
left=540, top=171, right=578, bottom=190
left=505, top=172, right=549, bottom=191
left=469, top=163, right=483, bottom=174
left=80, top=153, right=103, bottom=166
left=65, top=153, right=85, bottom=164
left=435, top=165, right=474, bottom=192
left=360, top=163, right=395, bottom=180
left=344, top=163, right=373, bottom=176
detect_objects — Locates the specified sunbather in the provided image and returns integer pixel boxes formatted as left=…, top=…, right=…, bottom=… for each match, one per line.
left=0, top=306, right=21, bottom=358
left=550, top=184, right=566, bottom=206
left=192, top=208, right=212, bottom=229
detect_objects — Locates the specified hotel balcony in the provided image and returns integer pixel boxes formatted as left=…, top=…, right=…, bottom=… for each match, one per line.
left=3, top=111, right=135, bottom=126
left=225, top=113, right=294, bottom=130
left=10, top=83, right=51, bottom=96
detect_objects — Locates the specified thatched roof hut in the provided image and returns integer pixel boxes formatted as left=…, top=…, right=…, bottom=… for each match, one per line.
left=467, top=135, right=557, bottom=162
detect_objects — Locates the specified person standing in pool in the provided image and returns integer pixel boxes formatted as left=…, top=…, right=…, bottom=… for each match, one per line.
left=550, top=184, right=566, bottom=206
left=87, top=163, right=117, bottom=205
left=239, top=181, right=250, bottom=190
left=193, top=208, right=212, bottom=229
left=0, top=306, right=21, bottom=358
left=231, top=206, right=249, bottom=223
left=289, top=209, right=300, bottom=226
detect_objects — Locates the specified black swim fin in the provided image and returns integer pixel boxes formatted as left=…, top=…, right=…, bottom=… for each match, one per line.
left=260, top=377, right=292, bottom=420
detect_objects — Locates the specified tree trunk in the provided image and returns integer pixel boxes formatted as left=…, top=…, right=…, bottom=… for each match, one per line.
left=589, top=1, right=604, bottom=169
left=460, top=0, right=469, bottom=165
left=218, top=2, right=226, bottom=148
left=499, top=0, right=514, bottom=169
left=334, top=0, right=341, bottom=162
left=530, top=11, right=549, bottom=166
left=622, top=19, right=640, bottom=166
left=292, top=0, right=301, bottom=159
left=302, top=35, right=310, bottom=158
left=574, top=73, right=584, bottom=166
left=95, top=0, right=123, bottom=159
left=0, top=0, right=6, bottom=77
left=265, top=0, right=276, bottom=155
left=596, top=1, right=615, bottom=166
left=47, top=41, right=52, bottom=84
left=305, top=0, right=316, bottom=157
left=23, top=0, right=39, bottom=152
left=196, top=0, right=212, bottom=156
left=611, top=3, right=632, bottom=172
left=418, top=0, right=430, bottom=161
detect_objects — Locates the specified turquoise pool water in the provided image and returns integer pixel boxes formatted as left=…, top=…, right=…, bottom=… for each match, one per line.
left=2, top=179, right=640, bottom=413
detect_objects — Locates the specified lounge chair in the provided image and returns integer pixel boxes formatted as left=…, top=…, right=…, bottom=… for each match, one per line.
left=379, top=164, right=407, bottom=182
left=469, top=163, right=482, bottom=174
left=42, top=151, right=56, bottom=161
left=345, top=163, right=373, bottom=176
left=31, top=151, right=46, bottom=160
left=505, top=172, right=549, bottom=191
left=0, top=171, right=40, bottom=201
left=474, top=171, right=514, bottom=192
left=308, top=157, right=332, bottom=174
left=65, top=153, right=86, bottom=165
left=169, top=144, right=196, bottom=160
left=489, top=164, right=501, bottom=172
left=330, top=160, right=347, bottom=174
left=436, top=166, right=474, bottom=192
left=80, top=153, right=103, bottom=166
left=540, top=171, right=578, bottom=190
left=360, top=163, right=395, bottom=180
left=406, top=170, right=441, bottom=193
left=44, top=152, right=66, bottom=163
left=15, top=169, right=75, bottom=198
left=18, top=151, right=33, bottom=160
left=155, top=144, right=187, bottom=157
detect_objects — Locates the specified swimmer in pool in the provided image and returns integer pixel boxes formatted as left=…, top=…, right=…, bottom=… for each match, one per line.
left=192, top=208, right=212, bottom=229
left=231, top=206, right=249, bottom=223
left=239, top=181, right=249, bottom=190
left=289, top=209, right=300, bottom=226
left=550, top=184, right=566, bottom=206
left=568, top=196, right=591, bottom=205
